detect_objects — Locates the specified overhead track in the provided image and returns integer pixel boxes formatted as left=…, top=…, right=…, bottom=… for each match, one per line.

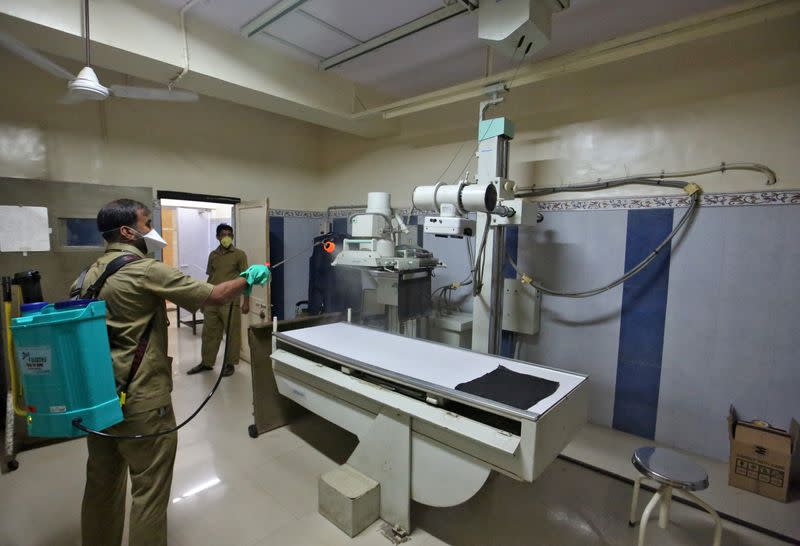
left=350, top=0, right=799, bottom=120
left=319, top=3, right=471, bottom=71
left=241, top=0, right=309, bottom=38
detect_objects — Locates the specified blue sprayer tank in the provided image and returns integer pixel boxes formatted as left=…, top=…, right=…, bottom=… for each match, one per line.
left=10, top=299, right=123, bottom=437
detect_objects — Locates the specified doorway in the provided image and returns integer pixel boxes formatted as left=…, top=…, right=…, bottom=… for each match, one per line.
left=156, top=191, right=269, bottom=363
left=159, top=197, right=234, bottom=334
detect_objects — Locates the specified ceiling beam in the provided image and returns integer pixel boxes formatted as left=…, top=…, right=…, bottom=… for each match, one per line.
left=352, top=0, right=800, bottom=119
left=241, top=0, right=309, bottom=38
left=319, top=3, right=470, bottom=71
left=0, top=0, right=396, bottom=137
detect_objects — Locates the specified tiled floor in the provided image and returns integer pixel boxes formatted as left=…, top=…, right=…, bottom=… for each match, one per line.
left=563, top=424, right=800, bottom=541
left=0, top=324, right=792, bottom=546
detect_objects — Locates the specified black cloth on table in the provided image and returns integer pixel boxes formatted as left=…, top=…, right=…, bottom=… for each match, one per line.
left=455, top=365, right=559, bottom=411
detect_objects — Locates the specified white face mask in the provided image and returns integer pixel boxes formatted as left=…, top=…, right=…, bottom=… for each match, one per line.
left=136, top=228, right=168, bottom=253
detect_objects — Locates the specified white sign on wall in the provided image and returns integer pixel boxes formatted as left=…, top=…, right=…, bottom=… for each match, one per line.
left=0, top=205, right=51, bottom=252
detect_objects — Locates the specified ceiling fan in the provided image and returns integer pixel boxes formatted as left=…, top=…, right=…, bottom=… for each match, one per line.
left=0, top=0, right=199, bottom=104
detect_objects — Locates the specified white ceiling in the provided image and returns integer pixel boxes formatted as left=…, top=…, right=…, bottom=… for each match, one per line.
left=158, top=0, right=742, bottom=99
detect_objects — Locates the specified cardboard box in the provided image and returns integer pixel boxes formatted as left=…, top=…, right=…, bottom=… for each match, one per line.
left=728, top=405, right=800, bottom=502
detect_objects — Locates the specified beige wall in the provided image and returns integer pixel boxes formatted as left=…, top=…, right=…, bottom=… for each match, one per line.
left=0, top=50, right=323, bottom=210
left=2, top=14, right=798, bottom=212
left=319, top=15, right=800, bottom=206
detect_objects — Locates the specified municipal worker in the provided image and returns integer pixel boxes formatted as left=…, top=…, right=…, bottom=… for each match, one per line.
left=187, top=223, right=248, bottom=377
left=75, top=199, right=269, bottom=546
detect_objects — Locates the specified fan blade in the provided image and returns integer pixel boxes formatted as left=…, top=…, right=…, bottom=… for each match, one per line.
left=0, top=31, right=75, bottom=80
left=109, top=85, right=199, bottom=102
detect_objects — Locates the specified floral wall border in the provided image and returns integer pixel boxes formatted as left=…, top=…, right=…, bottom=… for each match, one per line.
left=270, top=190, right=800, bottom=218
left=269, top=209, right=325, bottom=218
left=536, top=190, right=800, bottom=212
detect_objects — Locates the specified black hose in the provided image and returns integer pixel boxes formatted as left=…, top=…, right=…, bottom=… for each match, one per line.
left=72, top=302, right=234, bottom=440
left=73, top=238, right=330, bottom=440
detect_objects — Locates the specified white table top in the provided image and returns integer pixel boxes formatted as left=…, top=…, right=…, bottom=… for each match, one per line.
left=279, top=322, right=586, bottom=416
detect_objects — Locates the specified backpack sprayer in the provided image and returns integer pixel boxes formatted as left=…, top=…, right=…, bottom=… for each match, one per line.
left=3, top=239, right=336, bottom=443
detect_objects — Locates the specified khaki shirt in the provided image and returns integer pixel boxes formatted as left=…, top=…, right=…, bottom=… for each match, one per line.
left=74, top=243, right=213, bottom=415
left=206, top=245, right=248, bottom=286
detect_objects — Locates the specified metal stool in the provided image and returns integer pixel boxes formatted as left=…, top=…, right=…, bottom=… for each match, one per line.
left=629, top=446, right=721, bottom=546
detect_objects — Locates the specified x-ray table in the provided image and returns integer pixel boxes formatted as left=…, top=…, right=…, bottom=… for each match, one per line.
left=271, top=322, right=589, bottom=534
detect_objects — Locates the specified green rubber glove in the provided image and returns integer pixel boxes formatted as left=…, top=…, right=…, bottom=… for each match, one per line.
left=240, top=264, right=271, bottom=296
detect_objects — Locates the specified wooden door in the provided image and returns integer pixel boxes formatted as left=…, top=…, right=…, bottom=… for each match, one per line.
left=234, top=199, right=269, bottom=363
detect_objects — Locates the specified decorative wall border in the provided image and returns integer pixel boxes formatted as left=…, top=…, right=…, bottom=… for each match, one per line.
left=271, top=191, right=800, bottom=217
left=272, top=208, right=430, bottom=219
left=269, top=209, right=325, bottom=218
left=536, top=190, right=800, bottom=212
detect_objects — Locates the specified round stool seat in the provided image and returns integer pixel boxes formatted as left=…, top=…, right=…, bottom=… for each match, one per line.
left=632, top=446, right=709, bottom=491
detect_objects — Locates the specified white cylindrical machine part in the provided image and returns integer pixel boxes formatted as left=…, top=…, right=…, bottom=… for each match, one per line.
left=376, top=238, right=395, bottom=258
left=436, top=185, right=461, bottom=211
left=366, top=192, right=391, bottom=216
left=461, top=183, right=497, bottom=212
left=412, top=185, right=438, bottom=211
left=412, top=183, right=496, bottom=213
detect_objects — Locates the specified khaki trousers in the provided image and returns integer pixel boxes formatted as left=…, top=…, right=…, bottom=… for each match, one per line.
left=81, top=405, right=177, bottom=546
left=200, top=302, right=241, bottom=366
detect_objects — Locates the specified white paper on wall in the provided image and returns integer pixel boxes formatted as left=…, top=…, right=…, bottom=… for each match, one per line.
left=0, top=206, right=51, bottom=252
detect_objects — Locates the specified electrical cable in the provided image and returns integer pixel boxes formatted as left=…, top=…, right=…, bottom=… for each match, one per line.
left=404, top=206, right=417, bottom=228
left=506, top=40, right=534, bottom=92
left=423, top=35, right=528, bottom=208
left=432, top=235, right=476, bottom=315
left=465, top=235, right=474, bottom=274
left=73, top=302, right=236, bottom=439
left=507, top=185, right=700, bottom=298
left=412, top=40, right=534, bottom=257
left=72, top=238, right=331, bottom=439
left=442, top=34, right=531, bottom=196
left=472, top=212, right=491, bottom=296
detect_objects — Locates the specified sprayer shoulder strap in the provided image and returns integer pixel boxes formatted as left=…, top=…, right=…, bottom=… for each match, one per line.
left=78, top=252, right=150, bottom=406
left=70, top=269, right=89, bottom=300
left=119, top=314, right=154, bottom=406
left=83, top=254, right=143, bottom=300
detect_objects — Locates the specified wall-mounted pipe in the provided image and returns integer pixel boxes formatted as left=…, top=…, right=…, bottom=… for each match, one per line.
left=515, top=162, right=777, bottom=197
left=169, top=0, right=203, bottom=89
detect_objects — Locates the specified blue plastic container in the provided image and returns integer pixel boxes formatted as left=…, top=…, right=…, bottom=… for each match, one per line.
left=10, top=300, right=123, bottom=438
left=20, top=302, right=48, bottom=316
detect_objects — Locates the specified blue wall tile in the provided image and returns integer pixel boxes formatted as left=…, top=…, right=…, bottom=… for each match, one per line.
left=332, top=218, right=347, bottom=235
left=501, top=226, right=519, bottom=358
left=612, top=208, right=673, bottom=439
left=282, top=217, right=323, bottom=319
left=269, top=216, right=285, bottom=320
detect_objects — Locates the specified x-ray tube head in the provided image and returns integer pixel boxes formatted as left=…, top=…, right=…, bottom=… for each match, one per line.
left=412, top=182, right=497, bottom=214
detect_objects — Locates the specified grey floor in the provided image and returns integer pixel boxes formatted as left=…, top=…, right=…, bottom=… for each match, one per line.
left=0, top=323, right=789, bottom=546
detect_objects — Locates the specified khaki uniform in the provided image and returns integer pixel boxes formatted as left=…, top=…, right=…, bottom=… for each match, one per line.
left=75, top=243, right=213, bottom=546
left=201, top=245, right=248, bottom=367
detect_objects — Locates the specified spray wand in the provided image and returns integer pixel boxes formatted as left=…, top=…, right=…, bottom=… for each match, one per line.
left=72, top=237, right=336, bottom=440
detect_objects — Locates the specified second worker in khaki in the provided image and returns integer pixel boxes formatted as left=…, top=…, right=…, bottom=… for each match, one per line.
left=188, top=223, right=249, bottom=377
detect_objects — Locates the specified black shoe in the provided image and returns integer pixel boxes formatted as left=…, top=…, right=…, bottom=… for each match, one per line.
left=187, top=363, right=213, bottom=375
left=222, top=364, right=235, bottom=377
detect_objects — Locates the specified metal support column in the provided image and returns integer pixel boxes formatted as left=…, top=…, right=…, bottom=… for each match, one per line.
left=471, top=99, right=514, bottom=355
